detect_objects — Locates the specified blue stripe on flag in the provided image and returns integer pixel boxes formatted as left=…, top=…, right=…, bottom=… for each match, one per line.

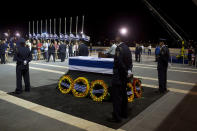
left=69, top=59, right=113, bottom=69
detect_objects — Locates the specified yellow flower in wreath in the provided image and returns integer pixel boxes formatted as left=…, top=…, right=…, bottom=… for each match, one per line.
left=90, top=80, right=108, bottom=102
left=127, top=83, right=134, bottom=102
left=72, top=77, right=90, bottom=98
left=58, top=75, right=74, bottom=94
left=133, top=78, right=142, bottom=98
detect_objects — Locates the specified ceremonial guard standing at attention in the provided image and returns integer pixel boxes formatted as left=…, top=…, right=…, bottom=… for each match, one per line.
left=14, top=38, right=32, bottom=94
left=157, top=40, right=170, bottom=93
left=109, top=36, right=133, bottom=123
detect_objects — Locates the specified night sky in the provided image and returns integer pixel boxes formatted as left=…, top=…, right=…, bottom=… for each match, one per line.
left=0, top=0, right=196, bottom=45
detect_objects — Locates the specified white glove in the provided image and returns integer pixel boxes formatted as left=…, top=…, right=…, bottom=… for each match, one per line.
left=24, top=60, right=27, bottom=65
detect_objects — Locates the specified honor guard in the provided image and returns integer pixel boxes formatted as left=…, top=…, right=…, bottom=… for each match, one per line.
left=157, top=40, right=170, bottom=93
left=109, top=36, right=133, bottom=123
left=14, top=38, right=32, bottom=94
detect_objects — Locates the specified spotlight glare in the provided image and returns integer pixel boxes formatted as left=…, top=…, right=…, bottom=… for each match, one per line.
left=120, top=28, right=128, bottom=35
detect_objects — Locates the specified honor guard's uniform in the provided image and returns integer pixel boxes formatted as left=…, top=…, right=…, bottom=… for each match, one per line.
left=157, top=44, right=169, bottom=93
left=59, top=43, right=66, bottom=62
left=111, top=42, right=133, bottom=122
left=14, top=39, right=32, bottom=94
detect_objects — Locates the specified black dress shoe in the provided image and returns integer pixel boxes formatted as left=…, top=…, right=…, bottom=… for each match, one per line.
left=107, top=117, right=122, bottom=123
left=14, top=91, right=22, bottom=94
left=25, top=89, right=30, bottom=92
left=121, top=115, right=128, bottom=119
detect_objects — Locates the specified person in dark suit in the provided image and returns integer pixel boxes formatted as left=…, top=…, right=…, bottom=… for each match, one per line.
left=47, top=42, right=56, bottom=62
left=157, top=40, right=170, bottom=93
left=78, top=40, right=89, bottom=56
left=109, top=36, right=133, bottom=123
left=0, top=40, right=7, bottom=64
left=69, top=42, right=73, bottom=57
left=59, top=42, right=66, bottom=62
left=14, top=38, right=32, bottom=94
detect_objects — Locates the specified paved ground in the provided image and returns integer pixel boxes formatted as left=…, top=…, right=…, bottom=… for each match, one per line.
left=0, top=53, right=197, bottom=131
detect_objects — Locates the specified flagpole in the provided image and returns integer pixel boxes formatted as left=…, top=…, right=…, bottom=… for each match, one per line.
left=29, top=21, right=30, bottom=34
left=76, top=16, right=78, bottom=35
left=46, top=19, right=47, bottom=33
left=82, top=15, right=84, bottom=34
left=41, top=20, right=42, bottom=34
left=54, top=18, right=56, bottom=34
left=70, top=17, right=72, bottom=34
left=33, top=21, right=34, bottom=34
left=64, top=17, right=66, bottom=34
left=59, top=18, right=61, bottom=35
left=37, top=20, right=39, bottom=34
left=50, top=19, right=51, bottom=34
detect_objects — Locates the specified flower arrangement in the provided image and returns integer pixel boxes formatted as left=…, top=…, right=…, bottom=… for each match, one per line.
left=127, top=83, right=134, bottom=102
left=72, top=77, right=90, bottom=98
left=133, top=78, right=142, bottom=98
left=58, top=75, right=74, bottom=94
left=90, top=80, right=108, bottom=102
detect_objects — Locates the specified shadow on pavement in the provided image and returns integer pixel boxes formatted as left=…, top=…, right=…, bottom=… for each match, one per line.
left=9, top=84, right=164, bottom=129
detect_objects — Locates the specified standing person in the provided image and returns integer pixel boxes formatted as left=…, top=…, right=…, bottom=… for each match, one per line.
left=43, top=40, right=49, bottom=60
left=73, top=43, right=76, bottom=56
left=32, top=40, right=38, bottom=61
left=106, top=41, right=116, bottom=58
left=66, top=43, right=69, bottom=58
left=194, top=44, right=197, bottom=67
left=0, top=40, right=6, bottom=64
left=89, top=43, right=93, bottom=56
left=26, top=39, right=32, bottom=51
left=141, top=44, right=144, bottom=54
left=75, top=42, right=79, bottom=56
left=157, top=41, right=170, bottom=93
left=135, top=44, right=140, bottom=62
left=12, top=42, right=17, bottom=61
left=155, top=44, right=160, bottom=62
left=109, top=35, right=133, bottom=123
left=148, top=44, right=152, bottom=55
left=14, top=38, right=32, bottom=94
left=78, top=40, right=89, bottom=56
left=59, top=41, right=66, bottom=62
left=37, top=40, right=42, bottom=60
left=69, top=42, right=73, bottom=57
left=47, top=42, right=55, bottom=62
left=188, top=46, right=193, bottom=66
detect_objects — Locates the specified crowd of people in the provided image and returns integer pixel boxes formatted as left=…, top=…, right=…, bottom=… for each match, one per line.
left=0, top=37, right=90, bottom=64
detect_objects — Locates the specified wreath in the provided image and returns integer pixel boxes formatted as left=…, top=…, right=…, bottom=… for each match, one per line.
left=58, top=75, right=73, bottom=94
left=133, top=78, right=142, bottom=98
left=127, top=83, right=134, bottom=102
left=72, top=77, right=90, bottom=98
left=90, top=80, right=108, bottom=102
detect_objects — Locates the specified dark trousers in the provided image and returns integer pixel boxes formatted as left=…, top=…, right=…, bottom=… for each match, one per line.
left=1, top=54, right=5, bottom=64
left=135, top=53, right=140, bottom=62
left=60, top=52, right=65, bottom=62
left=155, top=54, right=159, bottom=62
left=48, top=53, right=55, bottom=62
left=16, top=65, right=30, bottom=92
left=158, top=66, right=167, bottom=92
left=69, top=52, right=73, bottom=57
left=148, top=49, right=151, bottom=55
left=111, top=82, right=128, bottom=120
